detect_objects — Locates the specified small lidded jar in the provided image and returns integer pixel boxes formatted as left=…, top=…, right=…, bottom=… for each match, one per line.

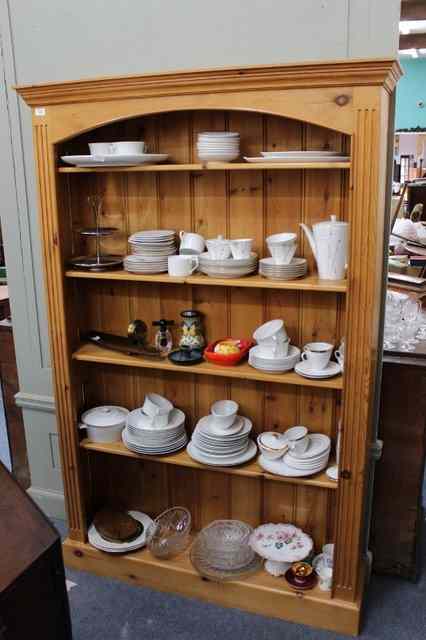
left=179, top=310, right=205, bottom=350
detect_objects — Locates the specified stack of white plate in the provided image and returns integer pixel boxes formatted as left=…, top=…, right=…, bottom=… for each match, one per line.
left=258, top=433, right=331, bottom=477
left=197, top=132, right=240, bottom=162
left=199, top=252, right=258, bottom=278
left=125, top=229, right=177, bottom=273
left=122, top=408, right=187, bottom=455
left=187, top=415, right=257, bottom=466
left=244, top=151, right=350, bottom=163
left=248, top=344, right=301, bottom=373
left=88, top=510, right=154, bottom=553
left=259, top=257, right=308, bottom=281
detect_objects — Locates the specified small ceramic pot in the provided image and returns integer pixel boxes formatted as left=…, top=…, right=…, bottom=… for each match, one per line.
left=257, top=432, right=289, bottom=460
left=179, top=310, right=205, bottom=350
left=79, top=405, right=129, bottom=443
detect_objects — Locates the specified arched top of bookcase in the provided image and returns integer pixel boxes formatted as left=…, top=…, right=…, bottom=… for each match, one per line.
left=16, top=58, right=401, bottom=143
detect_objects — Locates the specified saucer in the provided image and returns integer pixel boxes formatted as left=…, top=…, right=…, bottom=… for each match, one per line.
left=326, top=465, right=338, bottom=481
left=294, top=361, right=342, bottom=379
left=197, top=415, right=249, bottom=437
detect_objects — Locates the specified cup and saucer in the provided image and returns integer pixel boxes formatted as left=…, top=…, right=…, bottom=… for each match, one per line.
left=294, top=342, right=342, bottom=379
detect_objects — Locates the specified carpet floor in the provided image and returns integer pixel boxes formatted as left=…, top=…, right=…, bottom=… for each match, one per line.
left=53, top=519, right=425, bottom=640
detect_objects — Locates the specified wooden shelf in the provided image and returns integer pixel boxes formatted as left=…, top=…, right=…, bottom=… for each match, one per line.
left=65, top=270, right=348, bottom=293
left=72, top=343, right=344, bottom=390
left=80, top=438, right=338, bottom=490
left=58, top=161, right=351, bottom=173
left=63, top=538, right=359, bottom=635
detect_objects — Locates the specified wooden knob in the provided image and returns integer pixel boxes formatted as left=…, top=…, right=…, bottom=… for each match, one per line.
left=74, top=549, right=83, bottom=558
left=334, top=94, right=350, bottom=107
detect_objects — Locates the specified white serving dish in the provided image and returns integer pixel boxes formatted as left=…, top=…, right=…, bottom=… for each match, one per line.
left=244, top=156, right=350, bottom=163
left=79, top=405, right=129, bottom=443
left=61, top=153, right=169, bottom=167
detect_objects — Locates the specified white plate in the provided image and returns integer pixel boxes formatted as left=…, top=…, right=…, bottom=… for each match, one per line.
left=127, top=408, right=185, bottom=432
left=294, top=361, right=342, bottom=379
left=244, top=156, right=350, bottom=164
left=61, top=154, right=169, bottom=167
left=260, top=151, right=346, bottom=158
left=258, top=454, right=328, bottom=477
left=326, top=465, right=339, bottom=481
left=88, top=510, right=153, bottom=553
left=196, top=415, right=251, bottom=437
left=187, top=440, right=257, bottom=466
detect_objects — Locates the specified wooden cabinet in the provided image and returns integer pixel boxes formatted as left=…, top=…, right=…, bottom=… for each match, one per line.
left=0, top=463, right=71, bottom=640
left=16, top=58, right=401, bottom=635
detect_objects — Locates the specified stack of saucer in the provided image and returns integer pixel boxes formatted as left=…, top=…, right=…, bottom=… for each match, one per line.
left=122, top=393, right=187, bottom=455
left=258, top=433, right=331, bottom=478
left=259, top=257, right=308, bottom=281
left=199, top=252, right=258, bottom=278
left=187, top=400, right=257, bottom=466
left=125, top=230, right=177, bottom=274
left=197, top=132, right=240, bottom=162
left=249, top=344, right=301, bottom=373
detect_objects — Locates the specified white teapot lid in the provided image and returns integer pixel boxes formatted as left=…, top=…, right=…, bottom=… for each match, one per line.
left=315, top=214, right=348, bottom=228
left=81, top=405, right=129, bottom=428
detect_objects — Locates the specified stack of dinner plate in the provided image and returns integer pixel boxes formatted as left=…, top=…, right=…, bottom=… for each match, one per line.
left=259, top=257, right=308, bottom=281
left=88, top=511, right=153, bottom=553
left=124, top=229, right=177, bottom=273
left=197, top=132, right=240, bottom=162
left=248, top=344, right=301, bottom=373
left=199, top=252, right=258, bottom=278
left=122, top=408, right=187, bottom=455
left=187, top=415, right=257, bottom=467
left=258, top=434, right=331, bottom=478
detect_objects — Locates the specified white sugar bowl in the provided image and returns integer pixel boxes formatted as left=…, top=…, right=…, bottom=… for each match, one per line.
left=257, top=432, right=289, bottom=460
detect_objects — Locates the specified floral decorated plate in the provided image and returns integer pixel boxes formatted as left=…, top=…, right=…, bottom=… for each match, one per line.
left=249, top=523, right=313, bottom=576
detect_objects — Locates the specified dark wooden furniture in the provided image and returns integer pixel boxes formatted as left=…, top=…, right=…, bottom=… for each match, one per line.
left=370, top=352, right=426, bottom=580
left=0, top=321, right=29, bottom=489
left=0, top=462, right=72, bottom=640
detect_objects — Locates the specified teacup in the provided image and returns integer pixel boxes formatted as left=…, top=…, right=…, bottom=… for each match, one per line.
left=210, top=399, right=238, bottom=430
left=266, top=232, right=298, bottom=265
left=88, top=142, right=115, bottom=156
left=179, top=231, right=205, bottom=255
left=142, top=393, right=173, bottom=420
left=256, top=337, right=289, bottom=358
left=253, top=319, right=288, bottom=348
left=112, top=141, right=145, bottom=155
left=301, top=342, right=333, bottom=371
left=284, top=426, right=309, bottom=455
left=230, top=238, right=253, bottom=259
left=206, top=237, right=231, bottom=260
left=168, top=255, right=199, bottom=277
left=335, top=338, right=345, bottom=369
left=257, top=432, right=289, bottom=460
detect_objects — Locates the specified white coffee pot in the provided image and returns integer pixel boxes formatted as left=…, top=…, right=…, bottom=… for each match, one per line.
left=300, top=215, right=348, bottom=280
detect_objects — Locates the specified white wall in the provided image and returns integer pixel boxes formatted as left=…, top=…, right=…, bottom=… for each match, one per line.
left=0, top=0, right=401, bottom=518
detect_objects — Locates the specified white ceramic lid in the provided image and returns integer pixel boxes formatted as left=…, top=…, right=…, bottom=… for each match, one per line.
left=81, top=405, right=129, bottom=428
left=314, top=214, right=348, bottom=228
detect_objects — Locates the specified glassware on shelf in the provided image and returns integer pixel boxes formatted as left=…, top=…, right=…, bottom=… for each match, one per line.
left=146, top=507, right=191, bottom=559
left=69, top=194, right=123, bottom=271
